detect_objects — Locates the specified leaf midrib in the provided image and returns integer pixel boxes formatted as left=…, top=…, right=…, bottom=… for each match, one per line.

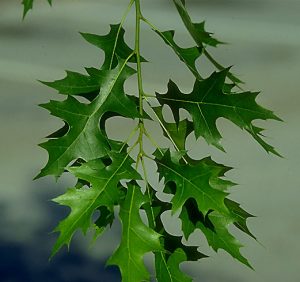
left=45, top=59, right=129, bottom=176
left=59, top=153, right=130, bottom=248
left=159, top=96, right=263, bottom=116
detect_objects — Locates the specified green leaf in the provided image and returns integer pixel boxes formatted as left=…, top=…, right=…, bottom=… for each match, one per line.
left=93, top=206, right=115, bottom=241
left=179, top=199, right=204, bottom=240
left=155, top=233, right=207, bottom=282
left=171, top=0, right=222, bottom=47
left=157, top=153, right=253, bottom=267
left=152, top=106, right=193, bottom=152
left=147, top=190, right=206, bottom=282
left=22, top=0, right=52, bottom=18
left=156, top=69, right=281, bottom=153
left=108, top=182, right=162, bottom=282
left=155, top=249, right=192, bottom=282
left=225, top=198, right=256, bottom=239
left=156, top=150, right=230, bottom=215
left=41, top=69, right=102, bottom=96
left=37, top=59, right=139, bottom=178
left=199, top=211, right=252, bottom=268
left=153, top=30, right=202, bottom=80
left=171, top=0, right=243, bottom=84
left=81, top=24, right=147, bottom=70
left=51, top=151, right=141, bottom=257
left=179, top=198, right=253, bottom=267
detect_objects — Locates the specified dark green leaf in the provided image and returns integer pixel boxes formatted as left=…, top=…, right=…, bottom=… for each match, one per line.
left=93, top=206, right=115, bottom=240
left=180, top=198, right=253, bottom=267
left=156, top=69, right=281, bottom=153
left=22, top=0, right=52, bottom=18
left=171, top=0, right=244, bottom=84
left=225, top=198, right=256, bottom=239
left=155, top=232, right=207, bottom=282
left=171, top=0, right=222, bottom=47
left=198, top=211, right=252, bottom=268
left=155, top=249, right=194, bottom=282
left=154, top=30, right=202, bottom=80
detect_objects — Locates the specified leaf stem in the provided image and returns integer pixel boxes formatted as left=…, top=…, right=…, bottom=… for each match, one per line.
left=144, top=96, right=188, bottom=164
left=109, top=0, right=135, bottom=69
left=141, top=158, right=156, bottom=229
left=171, top=0, right=243, bottom=87
left=144, top=129, right=164, bottom=156
left=141, top=16, right=203, bottom=81
left=134, top=0, right=145, bottom=162
left=135, top=2, right=144, bottom=119
left=118, top=124, right=139, bottom=153
left=133, top=0, right=158, bottom=235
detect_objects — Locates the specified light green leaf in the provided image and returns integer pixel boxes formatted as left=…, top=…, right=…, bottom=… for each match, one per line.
left=51, top=151, right=141, bottom=256
left=108, top=182, right=162, bottom=282
left=156, top=69, right=281, bottom=154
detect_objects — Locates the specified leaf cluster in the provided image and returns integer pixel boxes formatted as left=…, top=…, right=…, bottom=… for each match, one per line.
left=27, top=0, right=280, bottom=281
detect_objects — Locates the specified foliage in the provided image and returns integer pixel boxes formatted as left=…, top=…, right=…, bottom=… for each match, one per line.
left=23, top=0, right=280, bottom=281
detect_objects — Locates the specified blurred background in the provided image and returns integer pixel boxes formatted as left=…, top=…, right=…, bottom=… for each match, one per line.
left=0, top=0, right=299, bottom=281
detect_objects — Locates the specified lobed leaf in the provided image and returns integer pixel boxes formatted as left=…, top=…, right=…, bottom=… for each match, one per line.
left=155, top=150, right=231, bottom=215
left=179, top=192, right=255, bottom=267
left=155, top=149, right=254, bottom=267
left=81, top=24, right=147, bottom=70
left=148, top=190, right=206, bottom=281
left=51, top=151, right=141, bottom=257
left=153, top=29, right=202, bottom=80
left=37, top=59, right=139, bottom=179
left=93, top=206, right=115, bottom=241
left=30, top=0, right=281, bottom=278
left=107, top=182, right=162, bottom=282
left=171, top=0, right=222, bottom=47
left=152, top=106, right=193, bottom=152
left=225, top=198, right=256, bottom=239
left=171, top=0, right=243, bottom=84
left=156, top=69, right=281, bottom=153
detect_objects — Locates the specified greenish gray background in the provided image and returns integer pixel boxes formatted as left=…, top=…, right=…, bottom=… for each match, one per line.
left=0, top=0, right=299, bottom=281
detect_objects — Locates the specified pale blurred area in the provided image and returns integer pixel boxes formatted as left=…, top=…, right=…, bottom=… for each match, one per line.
left=0, top=0, right=299, bottom=281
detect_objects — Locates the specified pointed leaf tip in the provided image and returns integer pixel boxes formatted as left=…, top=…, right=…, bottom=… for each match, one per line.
left=22, top=0, right=52, bottom=19
left=157, top=70, right=279, bottom=154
